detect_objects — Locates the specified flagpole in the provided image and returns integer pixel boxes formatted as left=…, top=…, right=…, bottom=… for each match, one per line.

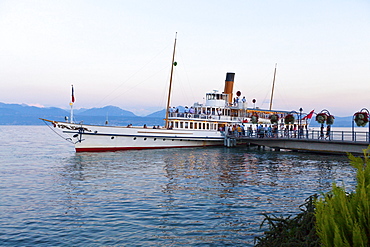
left=70, top=103, right=73, bottom=123
left=70, top=85, right=75, bottom=123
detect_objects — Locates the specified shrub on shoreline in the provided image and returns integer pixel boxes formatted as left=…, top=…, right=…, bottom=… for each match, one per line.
left=255, top=147, right=370, bottom=246
left=315, top=148, right=370, bottom=246
left=254, top=195, right=320, bottom=246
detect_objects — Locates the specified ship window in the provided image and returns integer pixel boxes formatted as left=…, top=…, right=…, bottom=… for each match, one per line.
left=175, top=122, right=179, bottom=128
left=203, top=123, right=206, bottom=129
left=111, top=136, right=115, bottom=139
left=144, top=138, right=147, bottom=141
left=180, top=122, right=183, bottom=128
left=163, top=139, right=166, bottom=141
left=185, top=122, right=188, bottom=129
left=133, top=137, right=137, bottom=140
left=154, top=138, right=157, bottom=141
left=207, top=123, right=210, bottom=129
left=190, top=122, right=193, bottom=129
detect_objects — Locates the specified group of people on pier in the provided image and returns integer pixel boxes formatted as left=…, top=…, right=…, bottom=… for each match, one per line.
left=224, top=124, right=319, bottom=139
left=319, top=124, right=331, bottom=140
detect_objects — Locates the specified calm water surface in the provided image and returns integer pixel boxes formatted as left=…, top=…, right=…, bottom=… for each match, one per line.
left=0, top=126, right=356, bottom=246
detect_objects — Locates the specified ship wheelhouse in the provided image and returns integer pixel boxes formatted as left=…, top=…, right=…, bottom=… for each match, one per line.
left=205, top=90, right=229, bottom=108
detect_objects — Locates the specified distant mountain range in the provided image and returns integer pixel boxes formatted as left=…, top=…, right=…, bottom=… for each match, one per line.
left=0, top=102, right=356, bottom=127
left=0, top=102, right=166, bottom=125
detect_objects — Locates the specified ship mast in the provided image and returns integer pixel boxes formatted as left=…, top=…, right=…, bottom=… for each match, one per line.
left=269, top=63, right=277, bottom=111
left=165, top=32, right=177, bottom=129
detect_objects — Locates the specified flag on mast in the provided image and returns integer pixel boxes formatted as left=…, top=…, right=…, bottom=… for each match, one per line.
left=71, top=85, right=75, bottom=103
left=303, top=109, right=314, bottom=120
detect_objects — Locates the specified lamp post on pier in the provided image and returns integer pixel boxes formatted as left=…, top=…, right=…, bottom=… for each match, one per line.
left=352, top=108, right=370, bottom=142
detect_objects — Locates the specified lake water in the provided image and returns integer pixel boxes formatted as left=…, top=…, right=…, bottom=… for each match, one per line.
left=0, top=126, right=357, bottom=246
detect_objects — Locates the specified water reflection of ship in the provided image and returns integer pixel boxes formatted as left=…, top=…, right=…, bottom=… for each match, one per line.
left=161, top=148, right=247, bottom=196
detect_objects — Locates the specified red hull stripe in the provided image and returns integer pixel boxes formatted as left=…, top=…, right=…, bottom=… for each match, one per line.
left=75, top=144, right=223, bottom=152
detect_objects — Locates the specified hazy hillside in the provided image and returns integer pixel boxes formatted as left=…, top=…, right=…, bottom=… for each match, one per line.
left=77, top=105, right=136, bottom=117
left=0, top=102, right=68, bottom=116
left=0, top=102, right=69, bottom=125
left=0, top=102, right=164, bottom=125
left=146, top=109, right=166, bottom=118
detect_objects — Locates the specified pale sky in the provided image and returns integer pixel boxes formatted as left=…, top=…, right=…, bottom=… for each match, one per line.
left=1, top=0, right=369, bottom=116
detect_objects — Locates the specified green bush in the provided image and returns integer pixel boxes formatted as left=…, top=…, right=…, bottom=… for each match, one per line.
left=255, top=195, right=320, bottom=246
left=315, top=147, right=370, bottom=247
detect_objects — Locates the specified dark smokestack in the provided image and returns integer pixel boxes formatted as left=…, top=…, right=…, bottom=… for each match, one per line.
left=224, top=72, right=235, bottom=105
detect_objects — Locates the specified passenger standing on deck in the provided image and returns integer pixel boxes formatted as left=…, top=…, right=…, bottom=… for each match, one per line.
left=273, top=125, right=278, bottom=138
left=319, top=125, right=324, bottom=139
left=299, top=125, right=304, bottom=138
left=293, top=124, right=297, bottom=138
left=289, top=125, right=294, bottom=138
left=284, top=125, right=289, bottom=137
left=267, top=125, right=272, bottom=137
left=242, top=96, right=247, bottom=108
left=257, top=124, right=262, bottom=138
left=325, top=125, right=331, bottom=140
left=264, top=125, right=269, bottom=138
left=189, top=107, right=195, bottom=117
left=247, top=125, right=253, bottom=137
left=184, top=106, right=189, bottom=117
left=237, top=125, right=242, bottom=137
left=305, top=125, right=309, bottom=138
left=260, top=124, right=265, bottom=138
left=228, top=126, right=233, bottom=136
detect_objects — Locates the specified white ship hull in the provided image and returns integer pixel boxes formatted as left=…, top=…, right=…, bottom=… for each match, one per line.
left=48, top=120, right=225, bottom=152
left=43, top=65, right=309, bottom=152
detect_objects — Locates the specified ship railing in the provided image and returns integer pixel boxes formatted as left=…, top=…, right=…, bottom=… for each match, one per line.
left=169, top=112, right=236, bottom=121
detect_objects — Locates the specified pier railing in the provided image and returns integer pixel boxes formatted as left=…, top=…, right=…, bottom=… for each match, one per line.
left=226, top=129, right=370, bottom=143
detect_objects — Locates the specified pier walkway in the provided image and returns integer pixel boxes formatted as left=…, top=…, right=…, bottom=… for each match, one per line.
left=224, top=129, right=370, bottom=155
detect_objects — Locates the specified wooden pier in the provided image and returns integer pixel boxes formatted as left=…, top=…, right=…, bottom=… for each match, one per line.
left=224, top=129, right=370, bottom=155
